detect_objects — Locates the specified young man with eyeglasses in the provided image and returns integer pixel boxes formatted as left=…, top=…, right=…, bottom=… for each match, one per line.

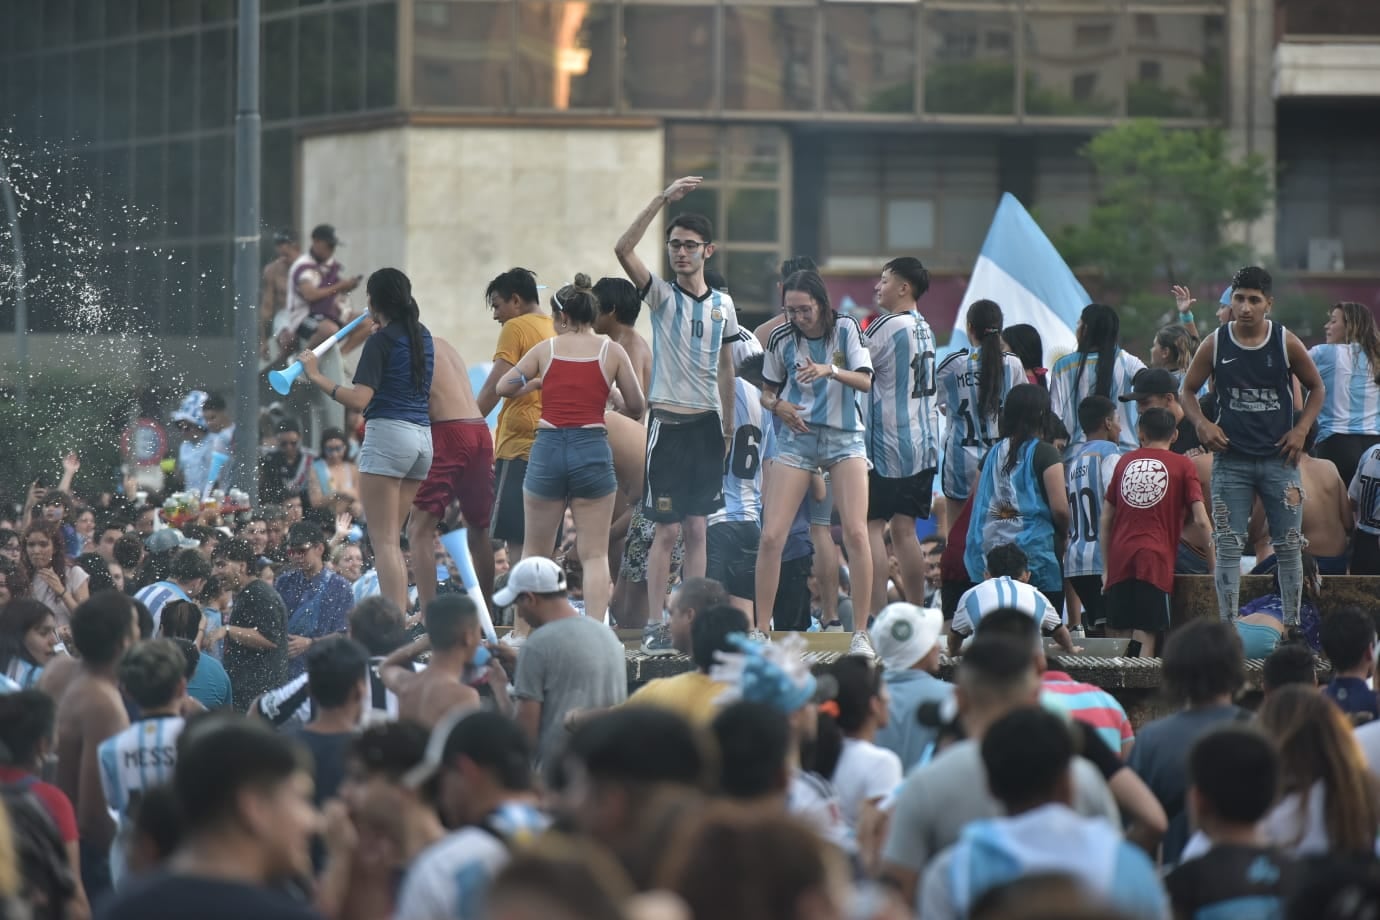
left=259, top=417, right=316, bottom=505
left=615, top=176, right=738, bottom=635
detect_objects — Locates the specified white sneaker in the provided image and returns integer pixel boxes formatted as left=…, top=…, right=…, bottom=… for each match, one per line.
left=849, top=630, right=875, bottom=659
left=822, top=620, right=844, bottom=633
left=747, top=629, right=771, bottom=644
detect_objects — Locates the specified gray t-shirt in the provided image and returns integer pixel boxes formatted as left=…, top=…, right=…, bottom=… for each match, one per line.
left=513, top=615, right=627, bottom=765
left=882, top=738, right=1120, bottom=879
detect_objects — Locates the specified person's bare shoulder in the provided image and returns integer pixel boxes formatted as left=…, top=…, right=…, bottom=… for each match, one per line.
left=41, top=655, right=82, bottom=707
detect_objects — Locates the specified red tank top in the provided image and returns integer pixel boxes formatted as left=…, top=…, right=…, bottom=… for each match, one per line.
left=540, top=338, right=612, bottom=428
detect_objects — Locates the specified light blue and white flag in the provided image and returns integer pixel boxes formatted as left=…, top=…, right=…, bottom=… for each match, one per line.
left=947, top=193, right=1088, bottom=367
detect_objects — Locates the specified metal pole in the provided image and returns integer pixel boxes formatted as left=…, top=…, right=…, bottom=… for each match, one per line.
left=231, top=0, right=261, bottom=506
left=0, top=157, right=27, bottom=407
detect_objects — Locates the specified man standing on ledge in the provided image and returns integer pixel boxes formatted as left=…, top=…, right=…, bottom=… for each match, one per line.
left=615, top=177, right=737, bottom=638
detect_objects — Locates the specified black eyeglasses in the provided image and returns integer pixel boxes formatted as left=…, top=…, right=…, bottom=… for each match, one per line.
left=667, top=240, right=704, bottom=253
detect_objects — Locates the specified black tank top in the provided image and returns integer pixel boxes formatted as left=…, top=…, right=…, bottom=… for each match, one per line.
left=1214, top=321, right=1293, bottom=457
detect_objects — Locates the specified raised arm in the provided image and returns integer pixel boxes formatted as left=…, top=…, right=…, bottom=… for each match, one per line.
left=615, top=176, right=702, bottom=292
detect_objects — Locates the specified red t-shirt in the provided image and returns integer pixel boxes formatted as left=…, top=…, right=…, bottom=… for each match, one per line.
left=0, top=766, right=79, bottom=843
left=1104, top=447, right=1203, bottom=593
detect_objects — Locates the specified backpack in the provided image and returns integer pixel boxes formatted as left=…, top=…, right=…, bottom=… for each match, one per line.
left=2, top=776, right=75, bottom=920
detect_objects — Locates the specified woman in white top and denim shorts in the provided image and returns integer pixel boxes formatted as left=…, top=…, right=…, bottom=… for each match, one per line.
left=756, top=270, right=874, bottom=638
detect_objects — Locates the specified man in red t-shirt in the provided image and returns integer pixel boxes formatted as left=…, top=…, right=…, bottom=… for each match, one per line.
left=1100, top=408, right=1209, bottom=656
left=0, top=690, right=89, bottom=918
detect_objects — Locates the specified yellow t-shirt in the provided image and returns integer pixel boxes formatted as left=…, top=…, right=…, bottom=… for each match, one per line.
left=624, top=671, right=730, bottom=726
left=493, top=312, right=555, bottom=460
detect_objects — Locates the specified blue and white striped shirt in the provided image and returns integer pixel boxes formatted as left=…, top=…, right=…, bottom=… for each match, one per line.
left=1310, top=343, right=1380, bottom=440
left=936, top=349, right=1027, bottom=501
left=1349, top=445, right=1380, bottom=536
left=5, top=658, right=42, bottom=690
left=950, top=577, right=1061, bottom=638
left=764, top=316, right=873, bottom=432
left=1063, top=440, right=1122, bottom=577
left=864, top=311, right=940, bottom=478
left=133, top=581, right=192, bottom=633
left=644, top=274, right=740, bottom=414
left=97, top=715, right=186, bottom=818
left=711, top=378, right=775, bottom=526
left=1049, top=349, right=1146, bottom=454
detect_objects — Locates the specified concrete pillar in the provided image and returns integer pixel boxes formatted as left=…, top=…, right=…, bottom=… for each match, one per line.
left=1225, top=0, right=1276, bottom=258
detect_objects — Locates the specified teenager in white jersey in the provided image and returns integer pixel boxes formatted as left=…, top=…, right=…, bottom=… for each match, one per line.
left=758, top=271, right=874, bottom=640
left=1062, top=396, right=1123, bottom=635
left=864, top=257, right=942, bottom=619
left=1350, top=444, right=1380, bottom=575
left=948, top=543, right=1075, bottom=655
left=1049, top=303, right=1146, bottom=455
left=98, top=639, right=187, bottom=885
left=1310, top=301, right=1380, bottom=487
left=936, top=299, right=1027, bottom=509
left=615, top=176, right=738, bottom=632
left=708, top=352, right=775, bottom=619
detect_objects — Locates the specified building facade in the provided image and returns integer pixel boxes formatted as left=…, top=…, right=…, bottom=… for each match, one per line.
left=1, top=0, right=1378, bottom=382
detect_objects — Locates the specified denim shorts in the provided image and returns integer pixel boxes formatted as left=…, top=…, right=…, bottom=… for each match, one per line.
left=524, top=427, right=617, bottom=501
left=358, top=418, right=434, bottom=480
left=774, top=425, right=868, bottom=473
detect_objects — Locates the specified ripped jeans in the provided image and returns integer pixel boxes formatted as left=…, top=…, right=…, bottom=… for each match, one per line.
left=1211, top=453, right=1304, bottom=625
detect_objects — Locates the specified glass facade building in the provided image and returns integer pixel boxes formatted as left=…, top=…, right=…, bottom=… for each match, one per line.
left=2, top=0, right=1378, bottom=344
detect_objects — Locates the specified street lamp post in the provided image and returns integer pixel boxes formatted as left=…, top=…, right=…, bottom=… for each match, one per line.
left=231, top=0, right=262, bottom=505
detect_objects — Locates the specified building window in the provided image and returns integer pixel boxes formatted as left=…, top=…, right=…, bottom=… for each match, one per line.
left=1138, top=60, right=1162, bottom=83
left=1074, top=23, right=1113, bottom=47
left=1072, top=72, right=1098, bottom=102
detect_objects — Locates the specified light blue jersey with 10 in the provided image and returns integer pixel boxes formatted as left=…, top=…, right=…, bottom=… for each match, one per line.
left=1350, top=444, right=1380, bottom=536
left=864, top=311, right=941, bottom=479
left=711, top=378, right=776, bottom=526
left=643, top=274, right=740, bottom=414
left=1063, top=439, right=1122, bottom=577
left=764, top=316, right=873, bottom=432
left=936, top=348, right=1027, bottom=500
left=1049, top=350, right=1146, bottom=454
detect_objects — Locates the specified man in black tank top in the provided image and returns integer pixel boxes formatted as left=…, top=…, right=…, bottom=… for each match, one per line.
left=1180, top=267, right=1326, bottom=628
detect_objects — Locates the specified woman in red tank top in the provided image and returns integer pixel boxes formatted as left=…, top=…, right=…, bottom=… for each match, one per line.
left=496, top=275, right=646, bottom=622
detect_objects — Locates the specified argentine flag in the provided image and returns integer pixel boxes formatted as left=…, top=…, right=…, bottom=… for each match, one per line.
left=947, top=193, right=1088, bottom=367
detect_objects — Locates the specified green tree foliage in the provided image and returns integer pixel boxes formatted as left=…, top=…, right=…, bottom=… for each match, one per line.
left=1055, top=119, right=1271, bottom=344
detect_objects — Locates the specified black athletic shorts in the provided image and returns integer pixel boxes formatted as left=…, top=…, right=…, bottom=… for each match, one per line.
left=867, top=468, right=937, bottom=522
left=1068, top=574, right=1107, bottom=628
left=1105, top=578, right=1170, bottom=634
left=491, top=458, right=527, bottom=544
left=643, top=409, right=725, bottom=523
left=707, top=520, right=760, bottom=600
left=1316, top=434, right=1380, bottom=492
left=774, top=554, right=814, bottom=631
left=941, top=579, right=975, bottom=621
left=1353, top=532, right=1380, bottom=576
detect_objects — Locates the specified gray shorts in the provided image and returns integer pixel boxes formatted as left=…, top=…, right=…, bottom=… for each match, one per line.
left=358, top=418, right=434, bottom=480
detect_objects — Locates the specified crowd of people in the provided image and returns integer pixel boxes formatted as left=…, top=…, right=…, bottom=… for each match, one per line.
left=0, top=175, right=1379, bottom=919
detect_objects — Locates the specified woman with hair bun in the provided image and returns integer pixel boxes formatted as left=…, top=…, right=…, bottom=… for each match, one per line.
left=301, top=266, right=434, bottom=616
left=497, top=273, right=646, bottom=622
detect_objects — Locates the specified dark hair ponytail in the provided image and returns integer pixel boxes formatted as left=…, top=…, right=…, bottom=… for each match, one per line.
left=1074, top=304, right=1120, bottom=400
left=366, top=268, right=428, bottom=393
left=1000, top=384, right=1051, bottom=475
left=967, top=299, right=1005, bottom=421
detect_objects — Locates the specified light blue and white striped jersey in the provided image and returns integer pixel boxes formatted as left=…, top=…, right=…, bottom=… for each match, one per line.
left=950, top=577, right=1061, bottom=638
left=964, top=439, right=1062, bottom=593
left=1049, top=349, right=1146, bottom=453
left=4, top=658, right=42, bottom=690
left=97, top=715, right=186, bottom=817
left=353, top=569, right=419, bottom=609
left=1062, top=440, right=1122, bottom=577
left=1349, top=445, right=1380, bottom=536
left=936, top=349, right=1027, bottom=501
left=1310, top=343, right=1380, bottom=440
left=0, top=674, right=17, bottom=694
left=644, top=274, right=740, bottom=414
left=764, top=316, right=873, bottom=432
left=711, top=378, right=775, bottom=526
left=864, top=311, right=941, bottom=478
left=133, top=580, right=191, bottom=634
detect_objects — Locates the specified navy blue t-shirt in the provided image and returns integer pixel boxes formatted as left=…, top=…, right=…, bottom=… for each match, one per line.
left=1325, top=676, right=1380, bottom=721
left=353, top=322, right=434, bottom=425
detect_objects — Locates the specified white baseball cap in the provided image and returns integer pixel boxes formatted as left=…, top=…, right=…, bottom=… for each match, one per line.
left=869, top=603, right=943, bottom=671
left=492, top=556, right=567, bottom=607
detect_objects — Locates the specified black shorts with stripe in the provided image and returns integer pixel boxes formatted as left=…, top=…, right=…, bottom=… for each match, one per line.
left=643, top=409, right=725, bottom=523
